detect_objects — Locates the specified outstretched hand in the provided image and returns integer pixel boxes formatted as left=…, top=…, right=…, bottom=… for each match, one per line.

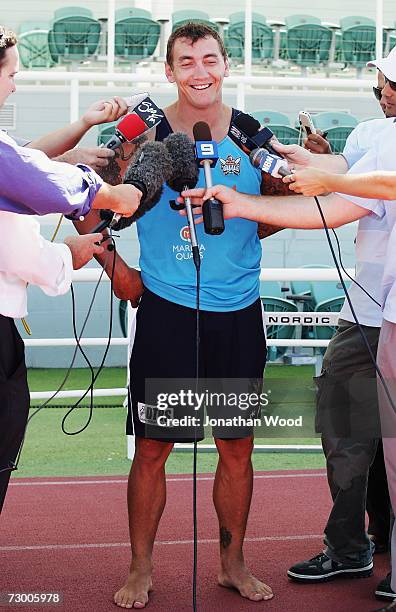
left=283, top=167, right=331, bottom=196
left=82, top=97, right=128, bottom=127
left=179, top=185, right=243, bottom=223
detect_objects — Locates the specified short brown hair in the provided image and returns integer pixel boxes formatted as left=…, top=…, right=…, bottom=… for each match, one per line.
left=166, top=22, right=227, bottom=68
left=0, top=25, right=17, bottom=69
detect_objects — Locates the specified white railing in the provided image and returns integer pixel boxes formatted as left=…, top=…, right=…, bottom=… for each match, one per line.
left=16, top=70, right=375, bottom=124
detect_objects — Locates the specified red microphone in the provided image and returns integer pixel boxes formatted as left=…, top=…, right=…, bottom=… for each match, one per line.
left=104, top=113, right=148, bottom=150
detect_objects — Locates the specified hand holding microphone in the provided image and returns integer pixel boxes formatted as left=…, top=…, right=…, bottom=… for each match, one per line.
left=193, top=122, right=225, bottom=235
left=91, top=140, right=172, bottom=233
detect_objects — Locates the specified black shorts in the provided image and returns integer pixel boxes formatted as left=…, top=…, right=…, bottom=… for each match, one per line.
left=127, top=290, right=267, bottom=442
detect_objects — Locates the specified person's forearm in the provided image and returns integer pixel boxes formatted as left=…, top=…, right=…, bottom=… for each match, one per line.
left=324, top=171, right=396, bottom=200
left=234, top=193, right=368, bottom=229
left=305, top=152, right=348, bottom=173
left=28, top=119, right=90, bottom=158
left=74, top=211, right=125, bottom=279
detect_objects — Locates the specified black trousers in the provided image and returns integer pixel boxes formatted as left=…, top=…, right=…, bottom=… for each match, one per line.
left=316, top=320, right=390, bottom=562
left=0, top=315, right=29, bottom=514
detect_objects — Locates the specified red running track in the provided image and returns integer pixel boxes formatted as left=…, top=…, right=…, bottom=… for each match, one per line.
left=0, top=469, right=390, bottom=612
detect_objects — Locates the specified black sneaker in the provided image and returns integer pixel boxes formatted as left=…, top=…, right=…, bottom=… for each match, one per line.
left=287, top=552, right=373, bottom=583
left=375, top=573, right=396, bottom=601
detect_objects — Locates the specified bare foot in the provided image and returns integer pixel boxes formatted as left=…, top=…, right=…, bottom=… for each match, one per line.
left=114, top=569, right=153, bottom=609
left=218, top=563, right=273, bottom=602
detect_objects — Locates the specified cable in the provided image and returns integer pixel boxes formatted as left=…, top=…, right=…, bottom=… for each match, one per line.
left=314, top=195, right=396, bottom=413
left=8, top=238, right=117, bottom=473
left=61, top=240, right=116, bottom=435
left=192, top=260, right=200, bottom=612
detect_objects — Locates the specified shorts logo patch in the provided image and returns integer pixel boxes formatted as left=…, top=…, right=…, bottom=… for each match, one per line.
left=138, top=402, right=174, bottom=425
left=220, top=155, right=241, bottom=175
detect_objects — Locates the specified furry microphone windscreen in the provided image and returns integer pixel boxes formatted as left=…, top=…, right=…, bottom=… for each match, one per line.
left=163, top=132, right=199, bottom=192
left=111, top=140, right=173, bottom=230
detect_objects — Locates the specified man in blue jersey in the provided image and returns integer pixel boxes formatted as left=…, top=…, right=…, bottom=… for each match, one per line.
left=76, top=23, right=284, bottom=607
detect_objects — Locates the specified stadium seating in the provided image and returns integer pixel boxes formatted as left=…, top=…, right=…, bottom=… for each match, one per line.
left=340, top=16, right=384, bottom=76
left=313, top=296, right=345, bottom=354
left=97, top=121, right=117, bottom=146
left=311, top=112, right=358, bottom=152
left=18, top=22, right=55, bottom=69
left=171, top=10, right=219, bottom=32
left=251, top=110, right=290, bottom=126
left=249, top=110, right=298, bottom=144
left=285, top=14, right=332, bottom=72
left=270, top=125, right=300, bottom=145
left=261, top=296, right=298, bottom=361
left=114, top=8, right=160, bottom=61
left=311, top=111, right=359, bottom=131
left=225, top=12, right=273, bottom=63
left=48, top=6, right=101, bottom=64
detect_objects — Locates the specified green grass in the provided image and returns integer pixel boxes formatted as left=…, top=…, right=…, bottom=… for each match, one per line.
left=15, top=366, right=325, bottom=478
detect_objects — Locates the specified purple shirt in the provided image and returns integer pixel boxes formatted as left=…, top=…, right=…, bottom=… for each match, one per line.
left=0, top=131, right=103, bottom=219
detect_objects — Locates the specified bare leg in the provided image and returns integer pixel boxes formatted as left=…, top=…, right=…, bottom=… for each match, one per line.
left=114, top=438, right=173, bottom=609
left=214, top=437, right=273, bottom=602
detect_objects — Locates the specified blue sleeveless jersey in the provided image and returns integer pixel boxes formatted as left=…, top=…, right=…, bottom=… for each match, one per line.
left=136, top=111, right=263, bottom=312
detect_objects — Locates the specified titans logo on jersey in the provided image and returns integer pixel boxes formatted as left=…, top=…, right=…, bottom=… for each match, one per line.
left=220, top=155, right=241, bottom=175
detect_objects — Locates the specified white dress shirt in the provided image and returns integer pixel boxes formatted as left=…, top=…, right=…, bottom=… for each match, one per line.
left=0, top=211, right=73, bottom=318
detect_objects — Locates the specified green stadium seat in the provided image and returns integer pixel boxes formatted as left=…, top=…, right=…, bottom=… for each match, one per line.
left=226, top=12, right=273, bottom=62
left=285, top=14, right=321, bottom=28
left=325, top=126, right=356, bottom=154
left=340, top=16, right=375, bottom=30
left=312, top=111, right=358, bottom=131
left=261, top=296, right=298, bottom=361
left=340, top=16, right=386, bottom=73
left=313, top=296, right=345, bottom=354
left=310, top=279, right=349, bottom=307
left=48, top=6, right=101, bottom=63
left=171, top=10, right=219, bottom=33
left=310, top=113, right=357, bottom=153
left=285, top=15, right=332, bottom=70
left=251, top=110, right=290, bottom=126
left=115, top=7, right=160, bottom=61
left=53, top=6, right=93, bottom=20
left=269, top=125, right=300, bottom=145
left=97, top=121, right=117, bottom=146
left=18, top=22, right=55, bottom=69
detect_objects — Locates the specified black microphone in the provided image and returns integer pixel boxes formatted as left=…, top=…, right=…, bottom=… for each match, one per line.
left=232, top=113, right=283, bottom=159
left=193, top=122, right=224, bottom=236
left=164, top=132, right=201, bottom=269
left=91, top=141, right=173, bottom=232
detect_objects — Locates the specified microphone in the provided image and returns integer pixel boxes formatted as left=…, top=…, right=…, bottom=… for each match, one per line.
left=193, top=122, right=224, bottom=236
left=164, top=132, right=201, bottom=269
left=91, top=141, right=173, bottom=233
left=104, top=95, right=164, bottom=151
left=98, top=96, right=166, bottom=229
left=103, top=113, right=148, bottom=151
left=232, top=113, right=283, bottom=159
left=249, top=149, right=291, bottom=179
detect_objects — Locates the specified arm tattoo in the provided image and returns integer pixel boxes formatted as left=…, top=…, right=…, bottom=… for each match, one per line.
left=260, top=173, right=294, bottom=196
left=97, top=154, right=122, bottom=185
left=220, top=527, right=232, bottom=549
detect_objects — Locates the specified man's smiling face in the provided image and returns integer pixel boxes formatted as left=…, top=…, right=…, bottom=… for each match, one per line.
left=165, top=36, right=229, bottom=110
